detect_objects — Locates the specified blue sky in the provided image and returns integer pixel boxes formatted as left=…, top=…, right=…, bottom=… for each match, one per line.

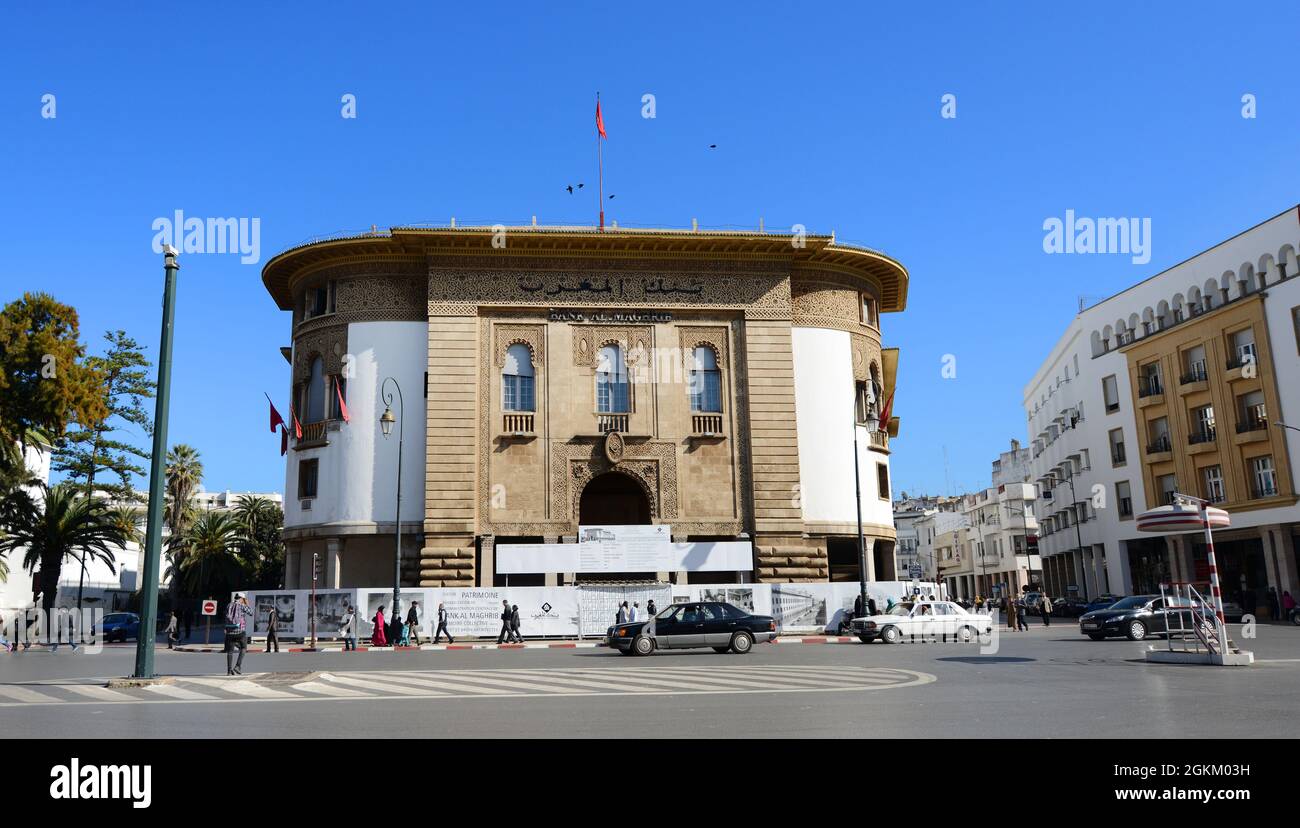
left=2, top=2, right=1298, bottom=497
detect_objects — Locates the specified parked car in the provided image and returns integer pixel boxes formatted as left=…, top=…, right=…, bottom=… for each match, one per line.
left=851, top=600, right=994, bottom=644
left=1052, top=596, right=1090, bottom=618
left=92, top=612, right=141, bottom=643
left=605, top=601, right=777, bottom=656
left=1078, top=596, right=1201, bottom=641
left=1083, top=594, right=1123, bottom=614
left=1218, top=600, right=1244, bottom=623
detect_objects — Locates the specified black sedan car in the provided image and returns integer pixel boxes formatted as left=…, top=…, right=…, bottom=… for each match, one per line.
left=1079, top=595, right=1200, bottom=641
left=606, top=601, right=777, bottom=656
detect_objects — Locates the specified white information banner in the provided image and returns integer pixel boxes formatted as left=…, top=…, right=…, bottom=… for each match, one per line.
left=578, top=524, right=671, bottom=571
left=497, top=537, right=753, bottom=575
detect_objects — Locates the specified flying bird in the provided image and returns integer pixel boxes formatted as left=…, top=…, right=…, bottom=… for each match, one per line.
left=608, top=194, right=616, bottom=199
left=709, top=144, right=717, bottom=149
left=566, top=185, right=573, bottom=194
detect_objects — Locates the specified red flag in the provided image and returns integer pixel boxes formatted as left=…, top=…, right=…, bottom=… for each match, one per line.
left=596, top=97, right=607, bottom=140
left=266, top=393, right=286, bottom=433
left=280, top=426, right=288, bottom=456
left=878, top=390, right=895, bottom=431
left=290, top=404, right=303, bottom=439
left=335, top=378, right=350, bottom=424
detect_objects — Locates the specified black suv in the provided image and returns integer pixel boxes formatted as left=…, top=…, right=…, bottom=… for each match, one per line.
left=606, top=601, right=777, bottom=656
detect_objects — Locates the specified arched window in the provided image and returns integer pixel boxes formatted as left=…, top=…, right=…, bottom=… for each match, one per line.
left=502, top=344, right=535, bottom=411
left=595, top=344, right=629, bottom=413
left=306, top=356, right=326, bottom=422
left=689, top=347, right=722, bottom=412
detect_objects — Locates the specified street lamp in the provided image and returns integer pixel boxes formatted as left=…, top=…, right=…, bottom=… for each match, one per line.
left=1274, top=421, right=1300, bottom=434
left=133, top=246, right=180, bottom=679
left=1005, top=502, right=1036, bottom=591
left=380, top=377, right=404, bottom=632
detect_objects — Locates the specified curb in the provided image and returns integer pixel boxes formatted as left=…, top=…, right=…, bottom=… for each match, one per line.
left=175, top=641, right=606, bottom=654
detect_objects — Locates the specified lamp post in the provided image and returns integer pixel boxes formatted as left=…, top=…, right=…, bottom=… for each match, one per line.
left=1274, top=421, right=1300, bottom=434
left=1061, top=464, right=1089, bottom=600
left=1005, top=502, right=1036, bottom=591
left=380, top=377, right=404, bottom=629
left=133, top=246, right=180, bottom=679
left=851, top=401, right=869, bottom=621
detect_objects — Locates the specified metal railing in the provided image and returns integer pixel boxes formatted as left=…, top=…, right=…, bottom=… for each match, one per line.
left=1146, top=435, right=1171, bottom=453
left=1235, top=417, right=1267, bottom=434
left=1188, top=428, right=1216, bottom=445
left=1180, top=365, right=1208, bottom=384
left=299, top=421, right=327, bottom=443
left=1158, top=582, right=1224, bottom=655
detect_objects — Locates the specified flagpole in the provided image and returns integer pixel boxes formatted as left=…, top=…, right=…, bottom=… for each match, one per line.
left=597, top=92, right=605, bottom=231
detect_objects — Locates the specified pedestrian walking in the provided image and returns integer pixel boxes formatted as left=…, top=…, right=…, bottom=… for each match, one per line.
left=868, top=597, right=878, bottom=616
left=1016, top=598, right=1029, bottom=631
left=1005, top=597, right=1017, bottom=630
left=434, top=602, right=454, bottom=644
left=265, top=603, right=280, bottom=652
left=1039, top=592, right=1052, bottom=627
left=629, top=602, right=640, bottom=622
left=165, top=611, right=179, bottom=649
left=371, top=605, right=389, bottom=647
left=497, top=599, right=513, bottom=644
left=616, top=601, right=629, bottom=624
left=853, top=593, right=864, bottom=619
left=646, top=599, right=657, bottom=616
left=974, top=595, right=984, bottom=611
left=0, top=614, right=13, bottom=653
left=1283, top=590, right=1297, bottom=623
left=1267, top=587, right=1280, bottom=621
left=406, top=601, right=422, bottom=646
left=225, top=593, right=254, bottom=675
left=340, top=604, right=357, bottom=651
left=510, top=604, right=522, bottom=643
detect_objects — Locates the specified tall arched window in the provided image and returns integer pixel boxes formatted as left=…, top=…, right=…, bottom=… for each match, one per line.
left=595, top=344, right=629, bottom=413
left=689, top=347, right=721, bottom=412
left=502, top=343, right=535, bottom=411
left=306, top=356, right=326, bottom=422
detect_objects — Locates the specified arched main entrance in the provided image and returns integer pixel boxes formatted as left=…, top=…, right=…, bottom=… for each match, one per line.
left=579, top=471, right=651, bottom=526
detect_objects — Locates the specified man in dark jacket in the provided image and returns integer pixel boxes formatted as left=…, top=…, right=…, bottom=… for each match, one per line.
left=265, top=604, right=280, bottom=652
left=405, top=601, right=422, bottom=646
left=510, top=604, right=522, bottom=643
left=497, top=599, right=512, bottom=644
left=434, top=602, right=454, bottom=644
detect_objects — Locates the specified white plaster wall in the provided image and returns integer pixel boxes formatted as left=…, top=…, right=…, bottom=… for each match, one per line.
left=284, top=321, right=427, bottom=529
left=791, top=327, right=894, bottom=530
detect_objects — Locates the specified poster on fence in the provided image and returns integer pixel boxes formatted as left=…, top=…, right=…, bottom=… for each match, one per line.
left=577, top=584, right=674, bottom=636
left=429, top=587, right=581, bottom=638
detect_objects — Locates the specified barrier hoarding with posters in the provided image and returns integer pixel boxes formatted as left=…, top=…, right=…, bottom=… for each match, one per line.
left=497, top=539, right=752, bottom=574
left=577, top=584, right=673, bottom=636
left=432, top=587, right=580, bottom=638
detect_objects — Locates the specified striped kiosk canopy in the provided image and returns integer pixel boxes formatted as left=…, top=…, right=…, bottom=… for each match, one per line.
left=1136, top=503, right=1230, bottom=533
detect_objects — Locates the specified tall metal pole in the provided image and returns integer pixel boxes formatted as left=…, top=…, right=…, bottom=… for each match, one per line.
left=133, top=248, right=179, bottom=679
left=381, top=377, right=404, bottom=628
left=852, top=410, right=868, bottom=620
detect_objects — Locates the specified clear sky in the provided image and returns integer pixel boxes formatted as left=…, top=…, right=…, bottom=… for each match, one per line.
left=2, top=2, right=1298, bottom=497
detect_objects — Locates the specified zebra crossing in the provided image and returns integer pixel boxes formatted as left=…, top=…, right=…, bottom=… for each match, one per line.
left=0, top=664, right=933, bottom=707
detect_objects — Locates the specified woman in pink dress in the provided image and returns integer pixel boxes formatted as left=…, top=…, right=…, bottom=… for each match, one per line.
left=371, top=605, right=388, bottom=647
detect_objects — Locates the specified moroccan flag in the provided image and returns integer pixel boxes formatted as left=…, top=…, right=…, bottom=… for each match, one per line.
left=280, top=426, right=288, bottom=456
left=335, top=378, right=350, bottom=424
left=290, top=404, right=303, bottom=439
left=878, top=390, right=895, bottom=431
left=266, top=393, right=286, bottom=433
left=596, top=97, right=607, bottom=140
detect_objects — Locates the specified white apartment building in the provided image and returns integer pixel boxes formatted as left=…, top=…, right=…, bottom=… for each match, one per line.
left=1024, top=206, right=1300, bottom=614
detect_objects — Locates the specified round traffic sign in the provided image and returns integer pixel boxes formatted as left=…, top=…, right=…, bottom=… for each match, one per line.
left=201, top=599, right=218, bottom=616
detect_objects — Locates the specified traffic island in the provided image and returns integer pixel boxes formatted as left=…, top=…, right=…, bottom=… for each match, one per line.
left=1144, top=646, right=1255, bottom=666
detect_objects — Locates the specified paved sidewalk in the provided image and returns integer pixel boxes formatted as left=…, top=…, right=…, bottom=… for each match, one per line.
left=172, top=634, right=908, bottom=654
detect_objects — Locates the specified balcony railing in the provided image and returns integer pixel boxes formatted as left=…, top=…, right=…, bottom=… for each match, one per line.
left=300, top=421, right=327, bottom=443
left=691, top=413, right=723, bottom=436
left=1188, top=428, right=1216, bottom=445
left=1146, top=435, right=1171, bottom=454
left=868, top=429, right=889, bottom=450
left=1236, top=416, right=1267, bottom=434
left=596, top=413, right=629, bottom=433
left=1137, top=378, right=1164, bottom=398
left=1252, top=484, right=1279, bottom=499
left=1180, top=365, right=1208, bottom=384
left=502, top=412, right=535, bottom=434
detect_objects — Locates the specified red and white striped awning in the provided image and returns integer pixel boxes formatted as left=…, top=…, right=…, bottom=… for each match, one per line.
left=1136, top=503, right=1230, bottom=533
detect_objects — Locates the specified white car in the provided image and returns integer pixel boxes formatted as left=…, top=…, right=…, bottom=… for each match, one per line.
left=850, top=600, right=994, bottom=644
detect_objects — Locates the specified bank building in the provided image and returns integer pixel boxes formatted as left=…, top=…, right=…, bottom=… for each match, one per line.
left=261, top=225, right=908, bottom=590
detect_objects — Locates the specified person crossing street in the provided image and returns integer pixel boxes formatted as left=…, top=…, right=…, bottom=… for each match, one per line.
left=225, top=594, right=254, bottom=675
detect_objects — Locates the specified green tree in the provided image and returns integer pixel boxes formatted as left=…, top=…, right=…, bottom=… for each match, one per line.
left=0, top=293, right=107, bottom=470
left=0, top=483, right=126, bottom=612
left=177, top=511, right=248, bottom=598
left=163, top=444, right=203, bottom=603
left=0, top=429, right=49, bottom=583
left=52, top=330, right=154, bottom=609
left=232, top=495, right=285, bottom=589
left=53, top=331, right=154, bottom=502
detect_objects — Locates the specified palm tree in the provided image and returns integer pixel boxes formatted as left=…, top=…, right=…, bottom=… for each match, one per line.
left=0, top=483, right=126, bottom=611
left=164, top=444, right=203, bottom=603
left=178, top=511, right=247, bottom=598
left=232, top=494, right=275, bottom=536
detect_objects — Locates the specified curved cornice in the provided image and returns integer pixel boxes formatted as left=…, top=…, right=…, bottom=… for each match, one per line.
left=262, top=226, right=909, bottom=313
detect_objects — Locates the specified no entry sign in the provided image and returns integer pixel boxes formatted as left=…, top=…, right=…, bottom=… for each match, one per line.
left=201, top=599, right=218, bottom=616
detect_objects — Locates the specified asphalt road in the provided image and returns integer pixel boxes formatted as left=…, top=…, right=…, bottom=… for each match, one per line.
left=2, top=624, right=1297, bottom=738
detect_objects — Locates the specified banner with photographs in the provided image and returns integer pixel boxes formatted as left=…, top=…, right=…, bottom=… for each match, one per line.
left=250, top=592, right=301, bottom=635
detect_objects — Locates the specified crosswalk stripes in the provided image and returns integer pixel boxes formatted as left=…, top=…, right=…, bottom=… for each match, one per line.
left=0, top=664, right=933, bottom=707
